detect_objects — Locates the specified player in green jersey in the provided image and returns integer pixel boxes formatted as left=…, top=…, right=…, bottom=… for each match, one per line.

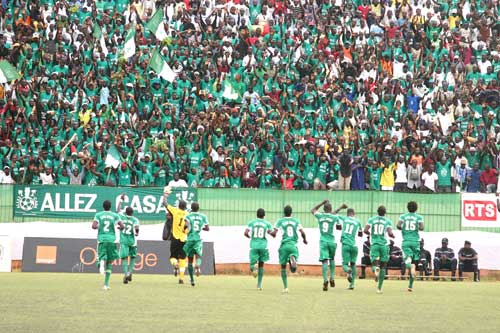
left=244, top=208, right=275, bottom=290
left=183, top=202, right=209, bottom=287
left=397, top=201, right=424, bottom=292
left=117, top=194, right=140, bottom=285
left=311, top=200, right=348, bottom=291
left=92, top=200, right=124, bottom=290
left=364, top=205, right=395, bottom=294
left=271, top=205, right=308, bottom=293
left=337, top=208, right=363, bottom=290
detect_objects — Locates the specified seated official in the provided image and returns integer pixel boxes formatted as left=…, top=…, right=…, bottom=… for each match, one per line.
left=359, top=236, right=371, bottom=279
left=434, top=238, right=458, bottom=281
left=458, top=241, right=479, bottom=282
left=387, top=240, right=405, bottom=279
left=417, top=239, right=432, bottom=279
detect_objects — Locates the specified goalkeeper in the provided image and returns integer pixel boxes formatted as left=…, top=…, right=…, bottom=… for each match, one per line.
left=163, top=187, right=189, bottom=284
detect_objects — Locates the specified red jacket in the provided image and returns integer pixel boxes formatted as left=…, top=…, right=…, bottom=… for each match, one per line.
left=480, top=169, right=497, bottom=185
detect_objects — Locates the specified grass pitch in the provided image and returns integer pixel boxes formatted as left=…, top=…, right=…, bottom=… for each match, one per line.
left=0, top=273, right=499, bottom=333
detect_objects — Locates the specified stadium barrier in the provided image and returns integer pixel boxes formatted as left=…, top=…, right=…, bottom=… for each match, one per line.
left=21, top=237, right=215, bottom=275
left=3, top=223, right=500, bottom=271
left=2, top=185, right=499, bottom=233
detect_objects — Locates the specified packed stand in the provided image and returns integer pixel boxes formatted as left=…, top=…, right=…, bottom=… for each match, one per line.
left=0, top=0, right=499, bottom=192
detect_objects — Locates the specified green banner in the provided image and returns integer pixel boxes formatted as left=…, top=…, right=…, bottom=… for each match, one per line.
left=13, top=185, right=197, bottom=220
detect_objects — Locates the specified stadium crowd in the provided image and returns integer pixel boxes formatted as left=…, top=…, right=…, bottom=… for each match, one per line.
left=0, top=0, right=499, bottom=191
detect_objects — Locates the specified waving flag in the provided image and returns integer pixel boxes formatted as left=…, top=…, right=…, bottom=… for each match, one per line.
left=149, top=48, right=176, bottom=82
left=145, top=9, right=168, bottom=41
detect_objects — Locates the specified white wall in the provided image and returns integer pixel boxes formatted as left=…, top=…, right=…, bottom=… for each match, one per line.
left=2, top=223, right=499, bottom=269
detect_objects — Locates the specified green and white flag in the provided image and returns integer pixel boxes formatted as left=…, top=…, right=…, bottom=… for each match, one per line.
left=105, top=145, right=121, bottom=169
left=123, top=27, right=136, bottom=59
left=145, top=9, right=168, bottom=41
left=0, top=60, right=20, bottom=83
left=149, top=48, right=176, bottom=82
left=222, top=79, right=238, bottom=100
left=92, top=23, right=108, bottom=56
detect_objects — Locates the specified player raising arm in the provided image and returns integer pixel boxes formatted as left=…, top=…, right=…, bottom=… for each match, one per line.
left=311, top=200, right=348, bottom=291
left=163, top=187, right=189, bottom=284
left=92, top=200, right=124, bottom=290
left=270, top=205, right=307, bottom=294
left=363, top=205, right=395, bottom=294
left=183, top=202, right=209, bottom=287
left=397, top=201, right=424, bottom=292
left=336, top=208, right=363, bottom=290
left=244, top=208, right=275, bottom=290
left=117, top=194, right=140, bottom=285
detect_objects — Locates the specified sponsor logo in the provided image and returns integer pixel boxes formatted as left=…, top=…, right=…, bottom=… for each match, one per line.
left=16, top=187, right=38, bottom=211
left=36, top=246, right=57, bottom=264
left=462, top=200, right=497, bottom=221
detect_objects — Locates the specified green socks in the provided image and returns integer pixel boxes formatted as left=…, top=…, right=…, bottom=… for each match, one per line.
left=188, top=263, right=194, bottom=282
left=281, top=269, right=288, bottom=289
left=329, top=261, right=335, bottom=279
left=351, top=266, right=356, bottom=287
left=257, top=267, right=264, bottom=288
left=409, top=275, right=414, bottom=289
left=122, top=260, right=128, bottom=275
left=196, top=257, right=202, bottom=267
left=104, top=263, right=112, bottom=286
left=342, top=263, right=350, bottom=273
left=129, top=257, right=135, bottom=273
left=378, top=269, right=385, bottom=290
left=322, top=263, right=328, bottom=282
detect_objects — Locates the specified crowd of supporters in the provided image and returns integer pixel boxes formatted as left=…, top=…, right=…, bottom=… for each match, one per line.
left=0, top=0, right=499, bottom=191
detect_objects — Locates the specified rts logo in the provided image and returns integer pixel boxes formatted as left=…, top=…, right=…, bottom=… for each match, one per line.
left=463, top=200, right=497, bottom=221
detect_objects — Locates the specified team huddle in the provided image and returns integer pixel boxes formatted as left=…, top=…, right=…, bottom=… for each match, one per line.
left=245, top=200, right=424, bottom=294
left=92, top=190, right=423, bottom=294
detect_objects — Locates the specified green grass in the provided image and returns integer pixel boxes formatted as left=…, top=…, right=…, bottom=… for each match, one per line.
left=0, top=273, right=499, bottom=332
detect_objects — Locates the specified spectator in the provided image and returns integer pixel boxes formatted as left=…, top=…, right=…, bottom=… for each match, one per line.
left=0, top=166, right=15, bottom=184
left=380, top=159, right=396, bottom=191
left=434, top=238, right=458, bottom=281
left=458, top=241, right=479, bottom=282
left=436, top=156, right=452, bottom=193
left=350, top=156, right=366, bottom=190
left=168, top=172, right=188, bottom=188
left=394, top=155, right=408, bottom=192
left=454, top=158, right=470, bottom=192
left=467, top=164, right=482, bottom=193
left=387, top=240, right=405, bottom=279
left=406, top=159, right=422, bottom=192
left=418, top=239, right=432, bottom=280
left=422, top=165, right=438, bottom=192
left=39, top=167, right=55, bottom=185
left=480, top=164, right=497, bottom=193
left=359, top=235, right=370, bottom=279
left=338, top=149, right=353, bottom=191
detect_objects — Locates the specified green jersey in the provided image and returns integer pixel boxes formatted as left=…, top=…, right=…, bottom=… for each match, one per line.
left=185, top=212, right=209, bottom=242
left=399, top=212, right=423, bottom=243
left=275, top=217, right=303, bottom=245
left=119, top=213, right=139, bottom=246
left=314, top=212, right=338, bottom=243
left=367, top=216, right=393, bottom=246
left=246, top=218, right=273, bottom=250
left=94, top=211, right=121, bottom=243
left=338, top=216, right=362, bottom=246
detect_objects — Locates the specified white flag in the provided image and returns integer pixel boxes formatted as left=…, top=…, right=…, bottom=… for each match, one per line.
left=149, top=48, right=176, bottom=83
left=123, top=27, right=136, bottom=59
